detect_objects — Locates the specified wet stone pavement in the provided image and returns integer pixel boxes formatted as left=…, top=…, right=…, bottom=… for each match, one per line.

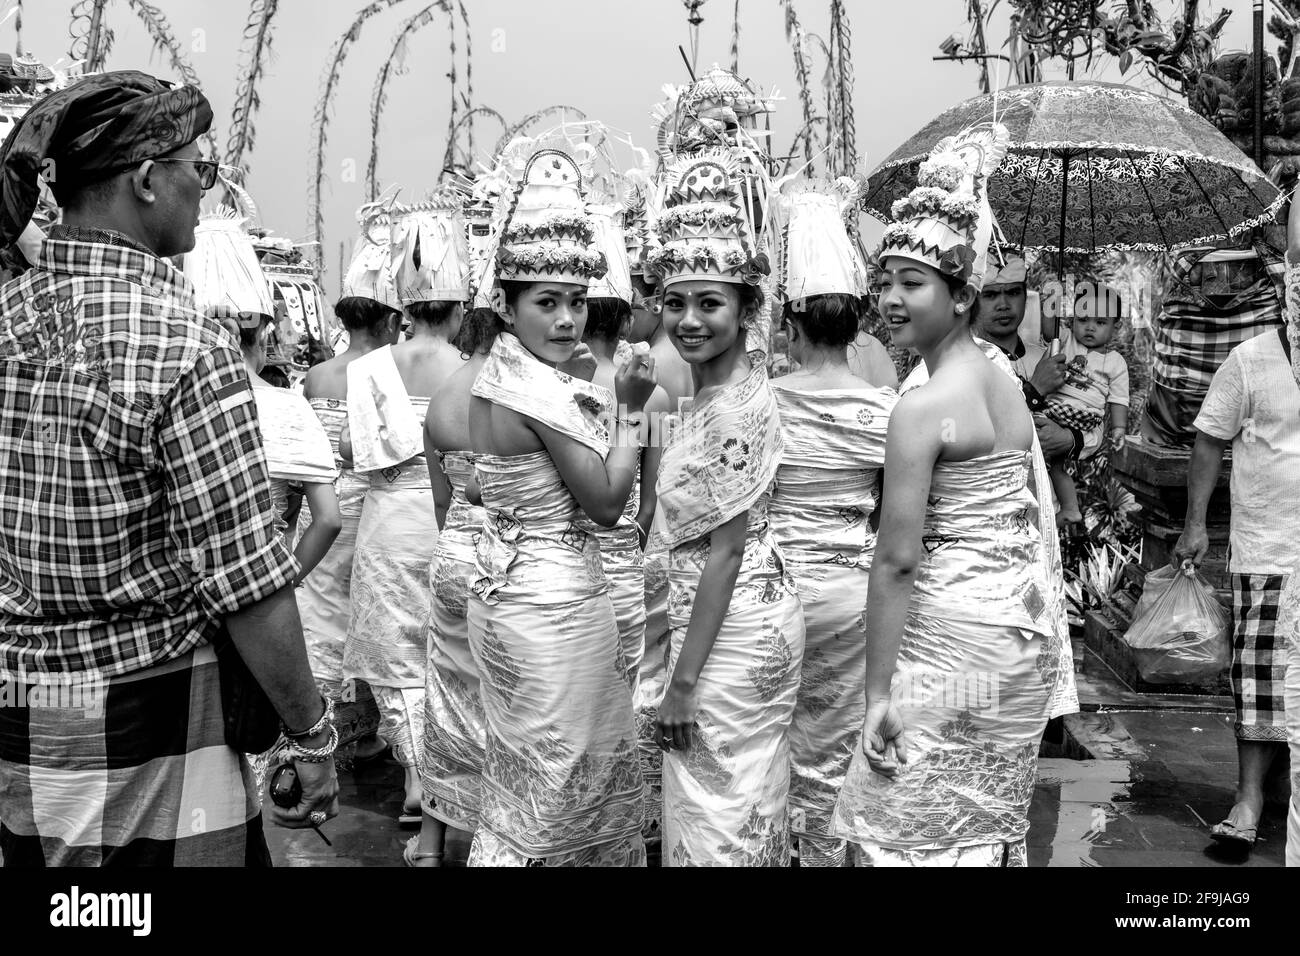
left=268, top=675, right=1291, bottom=867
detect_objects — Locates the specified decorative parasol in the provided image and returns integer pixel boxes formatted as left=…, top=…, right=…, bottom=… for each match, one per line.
left=862, top=81, right=1285, bottom=255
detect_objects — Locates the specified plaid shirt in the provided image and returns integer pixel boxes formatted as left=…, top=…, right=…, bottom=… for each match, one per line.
left=0, top=228, right=299, bottom=683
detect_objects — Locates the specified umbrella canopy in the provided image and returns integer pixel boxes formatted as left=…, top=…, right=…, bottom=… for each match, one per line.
left=862, top=81, right=1284, bottom=254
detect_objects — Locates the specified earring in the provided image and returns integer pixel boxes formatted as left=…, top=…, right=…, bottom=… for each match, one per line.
left=955, top=304, right=966, bottom=313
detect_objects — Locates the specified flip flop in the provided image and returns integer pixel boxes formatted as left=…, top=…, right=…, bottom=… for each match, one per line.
left=1209, top=818, right=1258, bottom=847
left=402, top=834, right=443, bottom=867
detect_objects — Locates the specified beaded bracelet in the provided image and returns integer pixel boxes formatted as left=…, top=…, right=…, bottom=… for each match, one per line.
left=283, top=694, right=334, bottom=740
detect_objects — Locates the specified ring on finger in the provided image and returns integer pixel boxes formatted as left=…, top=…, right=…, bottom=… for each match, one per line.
left=309, top=810, right=326, bottom=826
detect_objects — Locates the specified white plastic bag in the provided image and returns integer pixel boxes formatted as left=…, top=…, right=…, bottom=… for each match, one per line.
left=1124, top=561, right=1231, bottom=684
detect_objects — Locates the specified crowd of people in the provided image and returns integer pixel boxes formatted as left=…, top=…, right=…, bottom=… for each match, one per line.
left=0, top=65, right=1295, bottom=868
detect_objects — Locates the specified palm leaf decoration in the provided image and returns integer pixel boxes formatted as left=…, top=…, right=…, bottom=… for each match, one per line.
left=730, top=0, right=740, bottom=72
left=225, top=0, right=281, bottom=173
left=308, top=0, right=414, bottom=273
left=444, top=105, right=507, bottom=174
left=68, top=0, right=111, bottom=71
left=492, top=105, right=588, bottom=156
left=778, top=0, right=818, bottom=169
left=367, top=0, right=455, bottom=200
left=825, top=0, right=855, bottom=176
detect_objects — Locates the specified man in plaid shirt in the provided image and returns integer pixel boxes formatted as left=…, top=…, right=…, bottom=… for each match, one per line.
left=0, top=71, right=338, bottom=865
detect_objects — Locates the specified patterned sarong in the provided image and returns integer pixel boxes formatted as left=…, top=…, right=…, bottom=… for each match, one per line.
left=0, top=644, right=267, bottom=866
left=1231, top=573, right=1289, bottom=742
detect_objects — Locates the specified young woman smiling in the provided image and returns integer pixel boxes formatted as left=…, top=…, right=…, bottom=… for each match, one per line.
left=649, top=153, right=806, bottom=867
left=462, top=144, right=654, bottom=867
left=833, top=125, right=1075, bottom=867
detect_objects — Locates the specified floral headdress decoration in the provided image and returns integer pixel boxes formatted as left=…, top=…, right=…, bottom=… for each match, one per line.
left=878, top=122, right=1010, bottom=291
left=389, top=185, right=472, bottom=305
left=647, top=148, right=770, bottom=288
left=491, top=138, right=607, bottom=288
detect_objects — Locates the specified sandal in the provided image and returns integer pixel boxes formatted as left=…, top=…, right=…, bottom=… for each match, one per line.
left=402, top=834, right=443, bottom=867
left=1209, top=818, right=1258, bottom=847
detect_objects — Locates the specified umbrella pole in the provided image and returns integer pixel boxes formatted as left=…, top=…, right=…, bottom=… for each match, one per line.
left=1048, top=149, right=1070, bottom=356
left=1255, top=0, right=1265, bottom=169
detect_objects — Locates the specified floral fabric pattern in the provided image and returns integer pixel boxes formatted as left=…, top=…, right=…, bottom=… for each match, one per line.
left=466, top=448, right=644, bottom=862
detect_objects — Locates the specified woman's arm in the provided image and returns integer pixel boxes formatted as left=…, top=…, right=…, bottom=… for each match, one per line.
left=424, top=414, right=453, bottom=531
left=534, top=420, right=642, bottom=526
left=865, top=394, right=942, bottom=698
left=634, top=388, right=670, bottom=546
left=657, top=509, right=748, bottom=750
left=293, top=481, right=342, bottom=584
left=859, top=393, right=943, bottom=775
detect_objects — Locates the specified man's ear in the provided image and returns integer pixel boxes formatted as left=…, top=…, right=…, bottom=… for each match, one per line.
left=129, top=161, right=158, bottom=205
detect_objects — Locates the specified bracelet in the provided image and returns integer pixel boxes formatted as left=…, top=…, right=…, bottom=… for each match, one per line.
left=286, top=723, right=339, bottom=764
left=283, top=694, right=333, bottom=739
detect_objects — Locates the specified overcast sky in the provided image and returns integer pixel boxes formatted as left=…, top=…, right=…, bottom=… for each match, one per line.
left=15, top=0, right=1270, bottom=296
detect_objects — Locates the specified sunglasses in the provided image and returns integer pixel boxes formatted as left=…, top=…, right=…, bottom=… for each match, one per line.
left=150, top=157, right=221, bottom=190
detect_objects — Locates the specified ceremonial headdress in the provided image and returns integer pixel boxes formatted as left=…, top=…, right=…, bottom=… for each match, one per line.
left=0, top=70, right=213, bottom=244
left=493, top=141, right=607, bottom=287
left=389, top=189, right=472, bottom=304
left=585, top=200, right=633, bottom=303
left=773, top=175, right=864, bottom=302
left=878, top=123, right=1010, bottom=292
left=183, top=208, right=273, bottom=327
left=647, top=148, right=769, bottom=288
left=342, top=198, right=401, bottom=309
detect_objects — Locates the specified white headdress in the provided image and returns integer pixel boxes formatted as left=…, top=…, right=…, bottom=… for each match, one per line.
left=389, top=189, right=471, bottom=304
left=772, top=176, right=864, bottom=302
left=585, top=200, right=632, bottom=303
left=183, top=208, right=273, bottom=323
left=342, top=198, right=401, bottom=308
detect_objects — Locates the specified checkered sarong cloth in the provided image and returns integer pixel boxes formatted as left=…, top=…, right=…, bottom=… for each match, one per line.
left=1231, top=573, right=1290, bottom=743
left=0, top=644, right=268, bottom=866
left=1043, top=398, right=1104, bottom=435
left=1153, top=247, right=1285, bottom=396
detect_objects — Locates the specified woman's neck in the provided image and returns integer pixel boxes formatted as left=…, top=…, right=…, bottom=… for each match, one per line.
left=792, top=344, right=850, bottom=376
left=919, top=324, right=981, bottom=373
left=694, top=336, right=752, bottom=392
left=404, top=320, right=452, bottom=343
left=241, top=352, right=262, bottom=380
left=647, top=319, right=669, bottom=348
left=344, top=332, right=388, bottom=356
left=586, top=335, right=619, bottom=363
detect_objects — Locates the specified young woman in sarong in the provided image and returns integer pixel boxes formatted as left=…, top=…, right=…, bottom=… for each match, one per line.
left=464, top=143, right=654, bottom=866
left=299, top=296, right=401, bottom=713
left=765, top=178, right=899, bottom=867
left=833, top=124, right=1068, bottom=866
left=343, top=198, right=470, bottom=825
left=648, top=152, right=807, bottom=867
left=407, top=308, right=501, bottom=866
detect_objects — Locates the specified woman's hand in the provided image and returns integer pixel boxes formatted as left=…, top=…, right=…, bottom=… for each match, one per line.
left=655, top=679, right=699, bottom=752
left=859, top=698, right=909, bottom=778
left=615, top=347, right=657, bottom=413
left=338, top=421, right=354, bottom=469
left=559, top=343, right=598, bottom=382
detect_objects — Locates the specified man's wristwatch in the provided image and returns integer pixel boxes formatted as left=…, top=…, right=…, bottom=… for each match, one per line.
left=1020, top=378, right=1046, bottom=412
